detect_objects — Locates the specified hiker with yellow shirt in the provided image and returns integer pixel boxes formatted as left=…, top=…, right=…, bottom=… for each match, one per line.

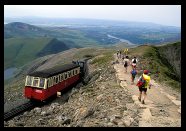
left=136, top=70, right=152, bottom=104
left=124, top=48, right=129, bottom=55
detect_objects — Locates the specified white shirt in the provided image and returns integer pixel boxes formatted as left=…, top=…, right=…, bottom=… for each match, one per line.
left=132, top=58, right=138, bottom=63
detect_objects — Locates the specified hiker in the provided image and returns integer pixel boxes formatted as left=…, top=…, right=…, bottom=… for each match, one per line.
left=124, top=48, right=129, bottom=55
left=136, top=70, right=152, bottom=104
left=117, top=50, right=119, bottom=59
left=123, top=55, right=129, bottom=72
left=119, top=50, right=122, bottom=59
left=122, top=54, right=125, bottom=61
left=131, top=56, right=138, bottom=69
left=130, top=67, right=137, bottom=84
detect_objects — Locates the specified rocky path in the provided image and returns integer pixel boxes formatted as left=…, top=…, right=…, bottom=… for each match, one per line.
left=113, top=54, right=181, bottom=127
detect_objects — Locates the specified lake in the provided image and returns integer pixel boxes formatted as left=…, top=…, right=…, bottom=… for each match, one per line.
left=107, top=34, right=135, bottom=45
left=4, top=67, right=17, bottom=80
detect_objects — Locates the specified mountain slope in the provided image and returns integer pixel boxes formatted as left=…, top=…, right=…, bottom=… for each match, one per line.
left=4, top=22, right=100, bottom=47
left=129, top=42, right=181, bottom=89
left=4, top=37, right=69, bottom=69
left=4, top=44, right=180, bottom=127
left=4, top=22, right=49, bottom=39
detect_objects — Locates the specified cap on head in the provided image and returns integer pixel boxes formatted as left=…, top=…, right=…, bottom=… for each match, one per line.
left=144, top=70, right=149, bottom=74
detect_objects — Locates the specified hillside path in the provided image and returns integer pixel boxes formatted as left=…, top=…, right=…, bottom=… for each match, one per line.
left=113, top=54, right=181, bottom=127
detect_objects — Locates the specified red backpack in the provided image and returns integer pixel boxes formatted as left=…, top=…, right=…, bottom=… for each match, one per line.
left=136, top=75, right=146, bottom=88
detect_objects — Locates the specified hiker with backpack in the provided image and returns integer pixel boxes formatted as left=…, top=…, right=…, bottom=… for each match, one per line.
left=136, top=70, right=152, bottom=104
left=119, top=50, right=122, bottom=59
left=130, top=67, right=137, bottom=84
left=124, top=48, right=129, bottom=55
left=117, top=50, right=119, bottom=59
left=131, top=56, right=138, bottom=69
left=123, top=55, right=129, bottom=73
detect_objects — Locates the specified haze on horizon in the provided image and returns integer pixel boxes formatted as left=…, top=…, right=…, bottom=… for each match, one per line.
left=4, top=5, right=181, bottom=27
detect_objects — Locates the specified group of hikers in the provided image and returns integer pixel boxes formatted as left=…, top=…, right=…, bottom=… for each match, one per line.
left=117, top=49, right=152, bottom=104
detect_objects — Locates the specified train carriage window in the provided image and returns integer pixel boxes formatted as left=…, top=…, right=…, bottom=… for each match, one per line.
left=60, top=73, right=64, bottom=82
left=47, top=78, right=50, bottom=87
left=75, top=69, right=78, bottom=75
left=39, top=78, right=45, bottom=88
left=68, top=71, right=72, bottom=78
left=75, top=67, right=80, bottom=75
left=58, top=74, right=61, bottom=82
left=33, top=77, right=39, bottom=87
left=64, top=72, right=68, bottom=80
left=53, top=76, right=56, bottom=85
left=47, top=77, right=53, bottom=87
left=56, top=75, right=59, bottom=84
left=26, top=76, right=33, bottom=86
left=72, top=70, right=74, bottom=76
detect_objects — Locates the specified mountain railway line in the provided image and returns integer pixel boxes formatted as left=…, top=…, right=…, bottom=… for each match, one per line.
left=4, top=101, right=35, bottom=121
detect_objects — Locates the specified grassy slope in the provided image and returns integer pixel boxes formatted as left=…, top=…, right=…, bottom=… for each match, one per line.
left=56, top=28, right=101, bottom=47
left=4, top=37, right=53, bottom=69
left=129, top=42, right=181, bottom=90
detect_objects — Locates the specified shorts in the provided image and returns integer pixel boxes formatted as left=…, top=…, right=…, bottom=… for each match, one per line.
left=132, top=74, right=136, bottom=79
left=132, top=63, right=136, bottom=68
left=139, top=87, right=147, bottom=92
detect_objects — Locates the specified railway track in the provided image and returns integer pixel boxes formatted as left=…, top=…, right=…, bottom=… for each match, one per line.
left=4, top=101, right=35, bottom=121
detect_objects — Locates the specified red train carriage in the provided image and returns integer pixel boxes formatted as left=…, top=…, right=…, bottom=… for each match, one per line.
left=24, top=63, right=81, bottom=101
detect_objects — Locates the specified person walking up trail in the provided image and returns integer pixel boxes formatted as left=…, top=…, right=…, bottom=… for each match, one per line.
left=124, top=48, right=129, bottom=56
left=119, top=50, right=122, bottom=59
left=136, top=70, right=152, bottom=104
left=131, top=56, right=138, bottom=69
left=117, top=50, right=119, bottom=59
left=123, top=55, right=130, bottom=73
left=130, top=67, right=137, bottom=85
left=113, top=54, right=181, bottom=127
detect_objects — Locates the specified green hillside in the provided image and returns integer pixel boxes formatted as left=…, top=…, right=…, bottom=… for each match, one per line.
left=130, top=42, right=181, bottom=90
left=4, top=37, right=69, bottom=69
left=4, top=22, right=100, bottom=47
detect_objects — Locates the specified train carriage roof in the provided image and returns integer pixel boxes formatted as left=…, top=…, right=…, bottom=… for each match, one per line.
left=28, top=63, right=79, bottom=78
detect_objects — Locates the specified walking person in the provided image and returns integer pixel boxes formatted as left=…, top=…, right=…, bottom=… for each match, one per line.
left=119, top=50, right=122, bottom=59
left=124, top=48, right=129, bottom=56
left=130, top=67, right=137, bottom=85
left=117, top=50, right=119, bottom=59
left=136, top=70, right=152, bottom=104
left=131, top=56, right=138, bottom=69
left=123, top=56, right=129, bottom=73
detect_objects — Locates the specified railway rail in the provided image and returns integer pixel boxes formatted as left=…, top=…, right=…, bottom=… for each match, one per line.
left=4, top=101, right=35, bottom=121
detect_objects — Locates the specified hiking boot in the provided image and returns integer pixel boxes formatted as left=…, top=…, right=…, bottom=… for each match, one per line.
left=138, top=97, right=141, bottom=102
left=142, top=100, right=145, bottom=104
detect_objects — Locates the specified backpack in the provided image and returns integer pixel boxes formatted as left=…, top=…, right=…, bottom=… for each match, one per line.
left=136, top=75, right=146, bottom=88
left=124, top=61, right=128, bottom=67
left=133, top=58, right=136, bottom=63
left=131, top=69, right=137, bottom=76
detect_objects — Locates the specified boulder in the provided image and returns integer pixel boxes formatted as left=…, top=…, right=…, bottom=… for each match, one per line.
left=33, top=107, right=42, bottom=114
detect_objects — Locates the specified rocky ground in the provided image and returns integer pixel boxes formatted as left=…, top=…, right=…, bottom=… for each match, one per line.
left=5, top=54, right=141, bottom=127
left=113, top=55, right=181, bottom=127
left=4, top=53, right=181, bottom=127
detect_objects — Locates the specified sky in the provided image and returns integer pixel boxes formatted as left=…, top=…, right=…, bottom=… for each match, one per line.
left=4, top=5, right=181, bottom=27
